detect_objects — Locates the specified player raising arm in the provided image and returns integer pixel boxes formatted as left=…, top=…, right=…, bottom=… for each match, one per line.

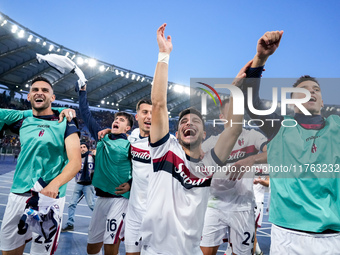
left=140, top=23, right=247, bottom=255
left=242, top=31, right=340, bottom=255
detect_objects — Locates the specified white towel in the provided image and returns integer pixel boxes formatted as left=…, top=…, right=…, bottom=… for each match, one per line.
left=18, top=178, right=61, bottom=241
left=36, top=53, right=87, bottom=90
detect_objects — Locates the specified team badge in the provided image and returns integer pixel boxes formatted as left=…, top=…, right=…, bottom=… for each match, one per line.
left=39, top=129, right=45, bottom=137
left=311, top=143, right=317, bottom=153
left=238, top=138, right=244, bottom=146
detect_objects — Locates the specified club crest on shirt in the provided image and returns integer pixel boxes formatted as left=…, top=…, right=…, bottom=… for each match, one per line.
left=238, top=138, right=244, bottom=146
left=311, top=143, right=317, bottom=153
left=38, top=129, right=45, bottom=137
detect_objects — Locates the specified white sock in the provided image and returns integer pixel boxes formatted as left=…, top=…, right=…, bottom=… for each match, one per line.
left=256, top=241, right=262, bottom=253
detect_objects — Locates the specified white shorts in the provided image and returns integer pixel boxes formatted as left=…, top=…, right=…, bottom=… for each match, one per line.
left=87, top=197, right=128, bottom=245
left=270, top=224, right=340, bottom=255
left=254, top=202, right=264, bottom=228
left=200, top=207, right=254, bottom=255
left=124, top=205, right=145, bottom=252
left=0, top=192, right=65, bottom=255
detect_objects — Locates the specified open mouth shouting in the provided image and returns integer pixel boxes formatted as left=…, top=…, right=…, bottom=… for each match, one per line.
left=183, top=128, right=197, bottom=138
left=308, top=96, right=316, bottom=102
left=34, top=97, right=45, bottom=105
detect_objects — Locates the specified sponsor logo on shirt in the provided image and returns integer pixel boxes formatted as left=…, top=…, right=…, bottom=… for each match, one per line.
left=306, top=135, right=320, bottom=142
left=227, top=145, right=257, bottom=163
left=176, top=162, right=209, bottom=186
left=45, top=244, right=51, bottom=251
left=153, top=151, right=211, bottom=189
left=131, top=146, right=151, bottom=163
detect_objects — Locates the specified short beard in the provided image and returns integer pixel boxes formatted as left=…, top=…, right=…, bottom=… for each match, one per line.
left=178, top=133, right=203, bottom=151
left=32, top=102, right=49, bottom=113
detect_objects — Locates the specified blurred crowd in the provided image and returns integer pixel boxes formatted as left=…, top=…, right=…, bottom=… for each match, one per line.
left=0, top=90, right=224, bottom=155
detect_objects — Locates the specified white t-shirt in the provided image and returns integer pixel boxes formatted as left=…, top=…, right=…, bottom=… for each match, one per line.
left=201, top=128, right=267, bottom=211
left=141, top=133, right=220, bottom=255
left=128, top=128, right=152, bottom=212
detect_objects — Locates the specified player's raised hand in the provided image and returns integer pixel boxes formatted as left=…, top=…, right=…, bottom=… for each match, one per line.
left=80, top=84, right=87, bottom=91
left=256, top=30, right=283, bottom=59
left=157, top=23, right=173, bottom=54
left=232, top=60, right=253, bottom=87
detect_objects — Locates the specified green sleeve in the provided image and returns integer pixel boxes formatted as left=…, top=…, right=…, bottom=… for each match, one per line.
left=0, top=109, right=25, bottom=130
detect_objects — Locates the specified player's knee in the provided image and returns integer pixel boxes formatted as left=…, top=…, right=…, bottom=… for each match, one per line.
left=87, top=242, right=103, bottom=254
left=200, top=246, right=219, bottom=255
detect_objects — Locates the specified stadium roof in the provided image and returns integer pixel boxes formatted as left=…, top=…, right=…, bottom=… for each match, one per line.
left=0, top=11, right=197, bottom=116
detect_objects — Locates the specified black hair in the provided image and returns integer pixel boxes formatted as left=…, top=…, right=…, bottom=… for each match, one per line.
left=80, top=142, right=89, bottom=150
left=115, top=112, right=134, bottom=127
left=136, top=98, right=152, bottom=111
left=178, top=107, right=205, bottom=130
left=31, top=76, right=53, bottom=89
left=291, top=75, right=320, bottom=98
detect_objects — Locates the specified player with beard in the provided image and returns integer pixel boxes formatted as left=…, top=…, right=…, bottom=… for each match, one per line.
left=78, top=84, right=133, bottom=255
left=139, top=23, right=248, bottom=255
left=243, top=31, right=340, bottom=254
left=98, top=99, right=153, bottom=255
left=0, top=76, right=81, bottom=255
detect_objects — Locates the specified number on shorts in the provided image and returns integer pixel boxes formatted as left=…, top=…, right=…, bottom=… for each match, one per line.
left=106, top=219, right=117, bottom=232
left=242, top=232, right=254, bottom=246
left=34, top=235, right=52, bottom=244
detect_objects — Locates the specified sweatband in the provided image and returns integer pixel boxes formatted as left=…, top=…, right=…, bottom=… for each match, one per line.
left=158, top=52, right=169, bottom=64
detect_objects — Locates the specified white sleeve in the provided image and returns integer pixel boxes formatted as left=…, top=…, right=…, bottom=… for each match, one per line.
left=149, top=133, right=172, bottom=159
left=201, top=135, right=219, bottom=153
left=250, top=129, right=267, bottom=151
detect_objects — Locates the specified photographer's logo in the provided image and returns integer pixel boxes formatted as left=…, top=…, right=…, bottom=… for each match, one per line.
left=197, top=82, right=312, bottom=127
left=199, top=82, right=311, bottom=116
left=197, top=82, right=222, bottom=108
